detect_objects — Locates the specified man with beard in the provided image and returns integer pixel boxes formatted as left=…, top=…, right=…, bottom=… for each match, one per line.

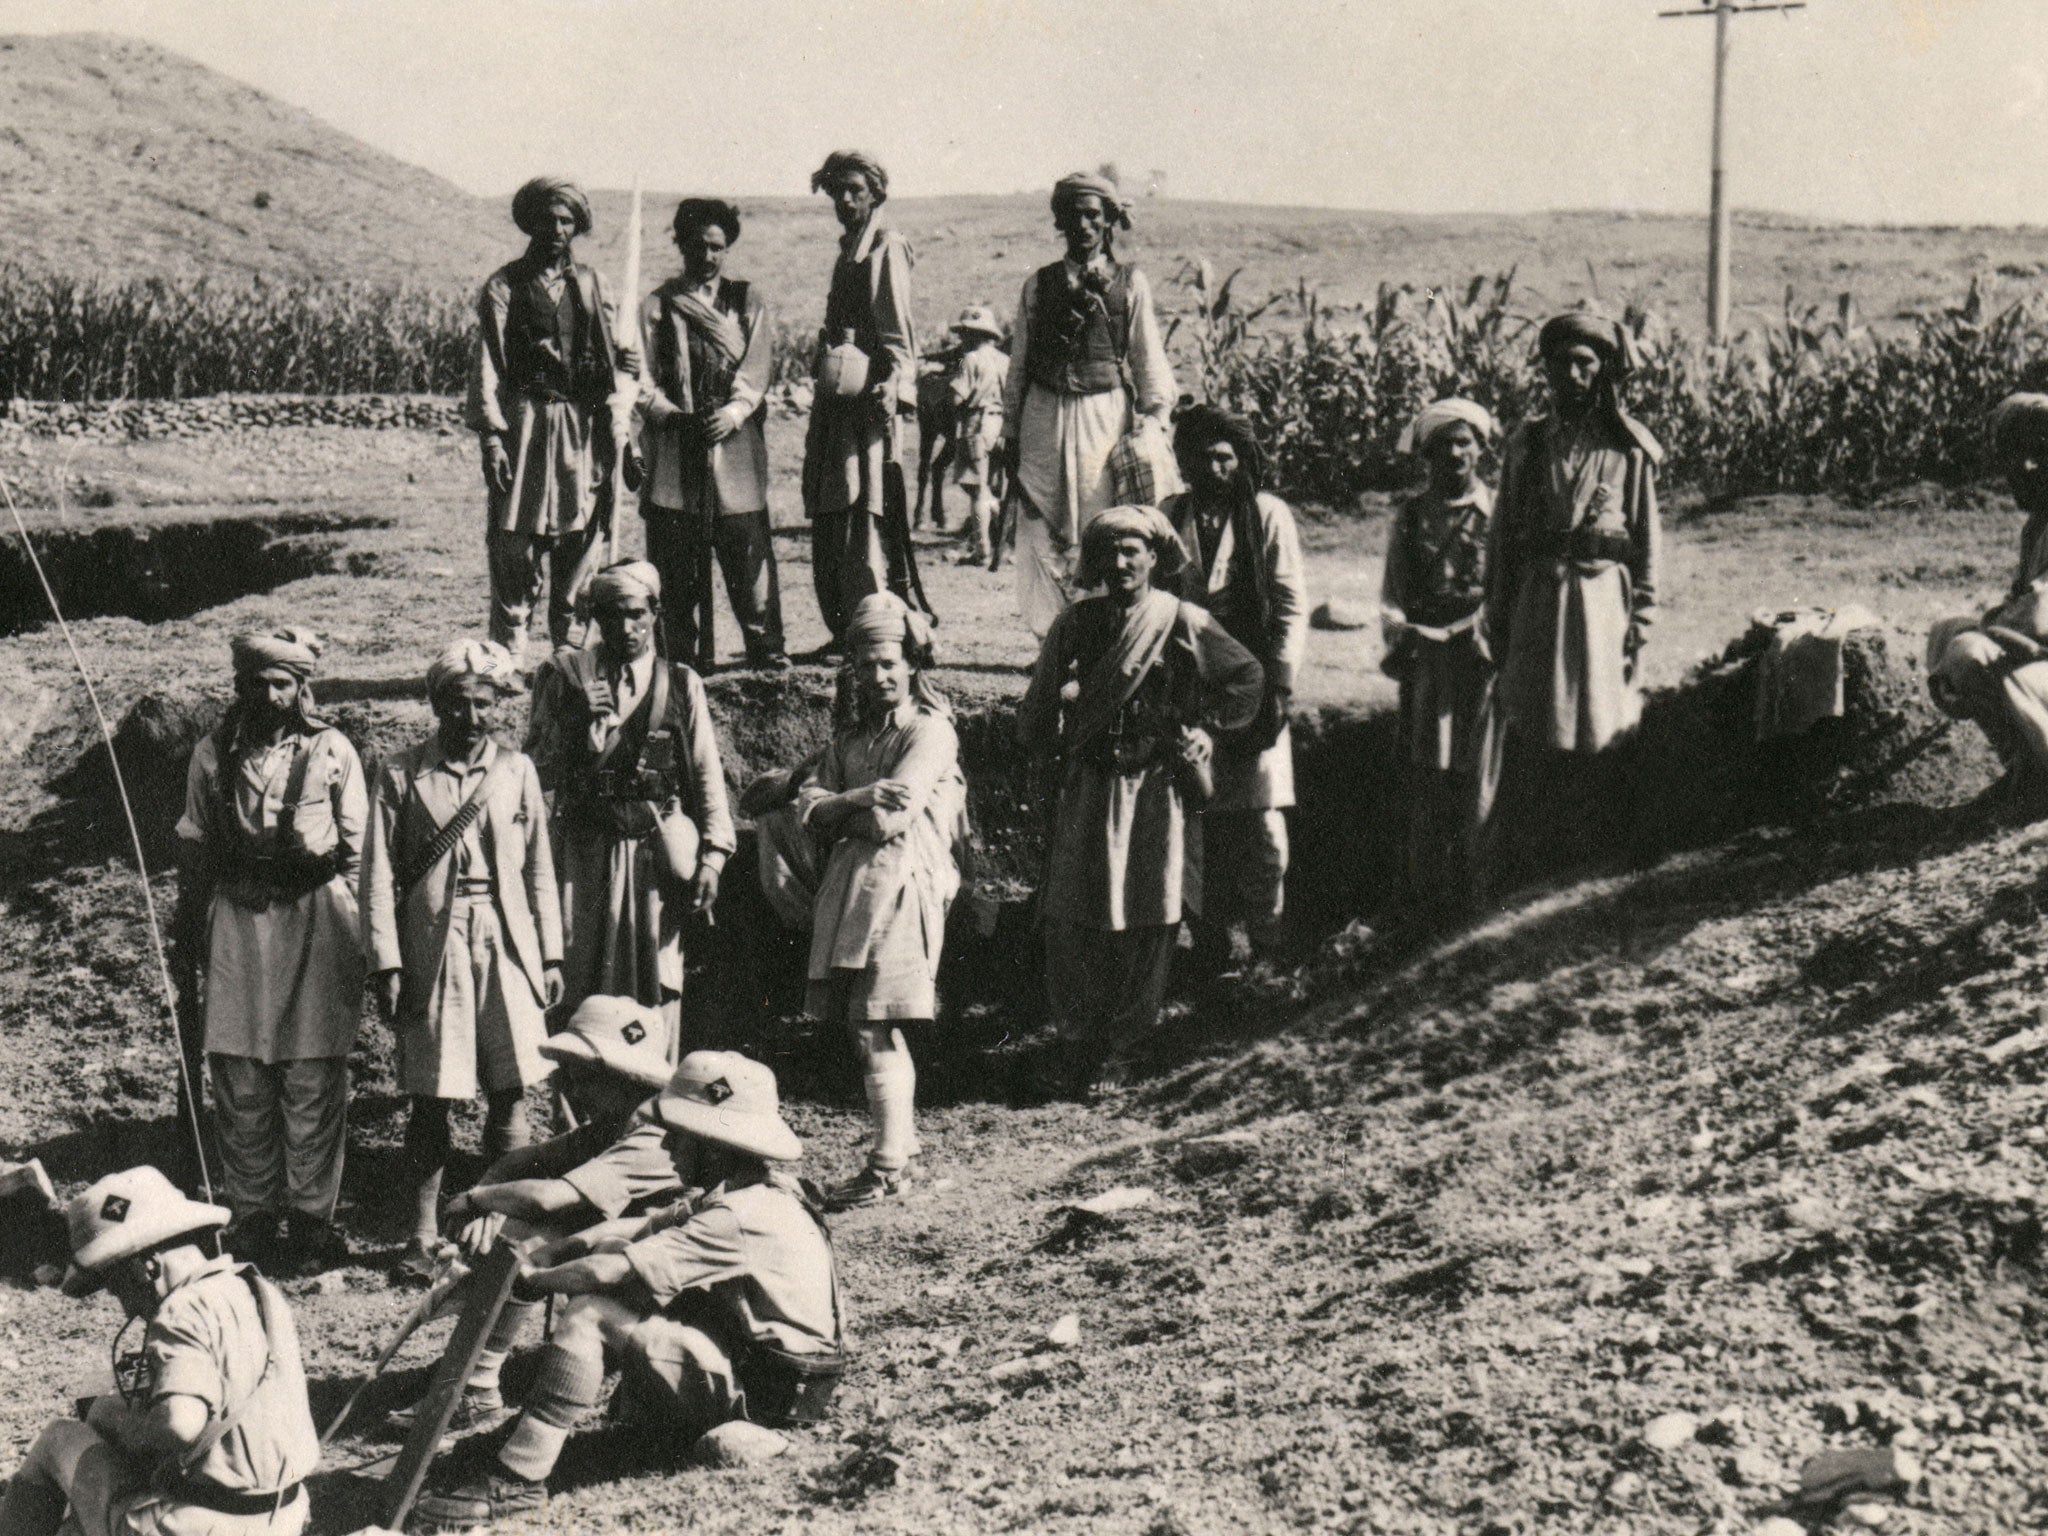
left=1161, top=406, right=1308, bottom=970
left=1017, top=508, right=1263, bottom=1097
left=467, top=176, right=639, bottom=665
left=801, top=151, right=921, bottom=650
left=524, top=561, right=735, bottom=1058
left=1003, top=172, right=1178, bottom=638
left=361, top=638, right=563, bottom=1275
left=638, top=197, right=789, bottom=670
left=172, top=629, right=365, bottom=1275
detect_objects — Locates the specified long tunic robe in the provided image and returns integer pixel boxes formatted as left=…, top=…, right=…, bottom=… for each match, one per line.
left=466, top=255, right=636, bottom=536
left=796, top=701, right=965, bottom=1022
left=1005, top=257, right=1177, bottom=637
left=1486, top=411, right=1661, bottom=754
left=526, top=649, right=736, bottom=1058
left=1017, top=591, right=1264, bottom=930
left=801, top=219, right=917, bottom=521
left=638, top=275, right=773, bottom=517
left=1162, top=489, right=1310, bottom=812
left=1382, top=483, right=1496, bottom=772
left=361, top=737, right=564, bottom=1098
left=177, top=723, right=367, bottom=1063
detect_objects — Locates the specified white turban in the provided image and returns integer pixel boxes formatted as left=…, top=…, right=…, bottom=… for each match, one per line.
left=586, top=560, right=662, bottom=610
left=1398, top=398, right=1499, bottom=455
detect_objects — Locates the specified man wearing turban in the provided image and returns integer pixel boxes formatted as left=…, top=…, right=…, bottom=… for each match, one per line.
left=360, top=638, right=563, bottom=1271
left=1927, top=393, right=2048, bottom=791
left=637, top=197, right=790, bottom=671
left=1482, top=311, right=1662, bottom=883
left=1161, top=406, right=1309, bottom=968
left=1383, top=397, right=1505, bottom=912
left=525, top=562, right=736, bottom=1057
left=170, top=630, right=365, bottom=1275
left=801, top=151, right=923, bottom=648
left=1017, top=507, right=1263, bottom=1097
left=795, top=592, right=967, bottom=1207
left=1003, top=172, right=1179, bottom=639
left=466, top=176, right=640, bottom=666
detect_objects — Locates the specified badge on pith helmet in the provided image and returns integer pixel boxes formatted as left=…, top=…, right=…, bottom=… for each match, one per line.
left=62, top=1166, right=230, bottom=1296
left=654, top=1052, right=802, bottom=1163
left=536, top=995, right=673, bottom=1090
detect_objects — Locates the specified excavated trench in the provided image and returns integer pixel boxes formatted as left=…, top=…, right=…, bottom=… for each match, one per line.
left=32, top=634, right=2000, bottom=1051
left=0, top=511, right=388, bottom=635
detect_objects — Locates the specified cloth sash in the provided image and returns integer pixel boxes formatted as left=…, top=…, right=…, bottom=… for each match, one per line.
left=655, top=278, right=750, bottom=420
left=1065, top=589, right=1179, bottom=756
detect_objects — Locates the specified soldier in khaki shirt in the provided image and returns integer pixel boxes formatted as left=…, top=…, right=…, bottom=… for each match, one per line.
left=385, top=995, right=680, bottom=1435
left=0, top=1167, right=319, bottom=1536
left=416, top=1052, right=842, bottom=1530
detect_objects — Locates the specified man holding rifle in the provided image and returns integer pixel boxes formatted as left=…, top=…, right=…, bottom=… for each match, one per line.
left=638, top=197, right=789, bottom=671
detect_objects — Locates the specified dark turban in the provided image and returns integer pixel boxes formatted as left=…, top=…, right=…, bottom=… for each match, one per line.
left=1537, top=310, right=1636, bottom=380
left=810, top=151, right=888, bottom=205
left=1991, top=392, right=2048, bottom=464
left=1172, top=403, right=1266, bottom=494
left=511, top=177, right=593, bottom=239
left=1051, top=172, right=1134, bottom=231
left=1078, top=505, right=1187, bottom=589
left=231, top=628, right=321, bottom=680
left=672, top=197, right=741, bottom=246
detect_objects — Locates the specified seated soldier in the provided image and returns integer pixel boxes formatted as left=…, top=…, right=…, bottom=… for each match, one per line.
left=386, top=994, right=679, bottom=1434
left=1928, top=392, right=2048, bottom=790
left=414, top=1052, right=843, bottom=1530
left=0, top=1167, right=319, bottom=1536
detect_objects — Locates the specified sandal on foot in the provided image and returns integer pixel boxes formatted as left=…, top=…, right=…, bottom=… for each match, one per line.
left=824, top=1163, right=912, bottom=1211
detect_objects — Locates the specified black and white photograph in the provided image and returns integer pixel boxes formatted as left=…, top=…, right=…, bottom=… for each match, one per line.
left=0, top=1, right=2045, bottom=1531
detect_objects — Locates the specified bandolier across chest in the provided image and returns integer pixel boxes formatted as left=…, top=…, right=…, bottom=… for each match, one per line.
left=1027, top=262, right=1133, bottom=395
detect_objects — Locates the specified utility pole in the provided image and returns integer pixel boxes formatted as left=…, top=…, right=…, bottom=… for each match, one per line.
left=1658, top=0, right=1807, bottom=344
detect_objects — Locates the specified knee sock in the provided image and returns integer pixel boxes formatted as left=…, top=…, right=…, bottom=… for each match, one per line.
left=497, top=1341, right=605, bottom=1482
left=862, top=1030, right=919, bottom=1172
left=466, top=1299, right=542, bottom=1399
left=483, top=1089, right=531, bottom=1161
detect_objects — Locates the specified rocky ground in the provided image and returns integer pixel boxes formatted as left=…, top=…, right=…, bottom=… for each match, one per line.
left=2, top=420, right=2045, bottom=1533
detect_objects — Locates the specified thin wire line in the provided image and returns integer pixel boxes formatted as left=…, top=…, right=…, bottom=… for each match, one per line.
left=1, top=475, right=215, bottom=1202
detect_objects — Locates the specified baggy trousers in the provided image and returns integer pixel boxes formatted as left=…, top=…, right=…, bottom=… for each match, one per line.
left=208, top=1054, right=348, bottom=1219
left=644, top=506, right=787, bottom=664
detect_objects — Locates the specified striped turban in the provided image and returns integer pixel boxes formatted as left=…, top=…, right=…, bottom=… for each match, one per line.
left=1078, top=505, right=1187, bottom=589
left=586, top=560, right=661, bottom=610
left=230, top=628, right=321, bottom=680
left=426, top=638, right=517, bottom=699
left=511, top=177, right=593, bottom=239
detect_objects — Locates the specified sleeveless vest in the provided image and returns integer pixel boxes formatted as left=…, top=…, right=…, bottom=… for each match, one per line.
left=505, top=264, right=615, bottom=408
left=1025, top=261, right=1132, bottom=396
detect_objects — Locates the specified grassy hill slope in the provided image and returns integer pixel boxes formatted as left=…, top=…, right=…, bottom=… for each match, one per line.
left=0, top=32, right=504, bottom=285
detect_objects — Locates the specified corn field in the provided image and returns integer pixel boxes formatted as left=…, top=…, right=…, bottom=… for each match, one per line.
left=1173, top=264, right=2048, bottom=504
left=0, top=268, right=474, bottom=399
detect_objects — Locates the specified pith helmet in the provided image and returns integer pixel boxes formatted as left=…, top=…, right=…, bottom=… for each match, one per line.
left=653, top=1052, right=802, bottom=1163
left=538, top=996, right=674, bottom=1090
left=62, top=1166, right=229, bottom=1296
left=953, top=304, right=1003, bottom=341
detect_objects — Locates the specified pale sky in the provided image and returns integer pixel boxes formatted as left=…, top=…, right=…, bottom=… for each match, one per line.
left=2, top=0, right=2043, bottom=224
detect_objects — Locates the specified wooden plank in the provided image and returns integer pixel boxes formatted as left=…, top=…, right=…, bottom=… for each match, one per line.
left=380, top=1240, right=522, bottom=1532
